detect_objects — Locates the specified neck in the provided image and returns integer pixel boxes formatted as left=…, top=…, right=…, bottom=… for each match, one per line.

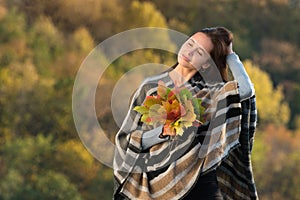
left=169, top=64, right=197, bottom=86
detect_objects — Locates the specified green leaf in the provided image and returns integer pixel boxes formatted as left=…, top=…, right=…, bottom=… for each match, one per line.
left=133, top=106, right=149, bottom=114
left=148, top=104, right=166, bottom=125
left=141, top=114, right=151, bottom=124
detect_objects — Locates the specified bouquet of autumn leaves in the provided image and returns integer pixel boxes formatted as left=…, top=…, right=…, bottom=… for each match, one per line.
left=134, top=81, right=205, bottom=136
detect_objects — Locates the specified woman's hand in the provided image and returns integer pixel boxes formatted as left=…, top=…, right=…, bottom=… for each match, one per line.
left=227, top=42, right=234, bottom=55
left=160, top=126, right=176, bottom=137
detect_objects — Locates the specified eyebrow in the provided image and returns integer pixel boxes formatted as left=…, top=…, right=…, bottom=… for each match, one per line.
left=190, top=38, right=196, bottom=44
left=190, top=38, right=202, bottom=48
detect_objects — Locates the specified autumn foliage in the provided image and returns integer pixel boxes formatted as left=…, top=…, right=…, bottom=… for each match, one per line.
left=0, top=0, right=300, bottom=199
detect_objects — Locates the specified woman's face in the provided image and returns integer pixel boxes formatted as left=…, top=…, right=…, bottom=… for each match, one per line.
left=177, top=32, right=214, bottom=70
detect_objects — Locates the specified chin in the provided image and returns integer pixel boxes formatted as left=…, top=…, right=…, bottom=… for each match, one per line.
left=178, top=60, right=194, bottom=69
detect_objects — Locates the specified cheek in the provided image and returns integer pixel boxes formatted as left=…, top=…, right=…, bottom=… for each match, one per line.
left=191, top=56, right=205, bottom=66
left=178, top=42, right=191, bottom=54
left=177, top=45, right=189, bottom=61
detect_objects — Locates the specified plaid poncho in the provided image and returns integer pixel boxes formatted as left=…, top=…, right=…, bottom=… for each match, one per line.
left=113, top=71, right=258, bottom=200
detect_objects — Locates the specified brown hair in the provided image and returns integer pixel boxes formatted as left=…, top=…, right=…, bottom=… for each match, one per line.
left=200, top=27, right=233, bottom=82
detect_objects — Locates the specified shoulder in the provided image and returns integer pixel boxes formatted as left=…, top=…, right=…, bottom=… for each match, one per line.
left=139, top=71, right=170, bottom=92
left=141, top=71, right=169, bottom=86
left=131, top=71, right=169, bottom=105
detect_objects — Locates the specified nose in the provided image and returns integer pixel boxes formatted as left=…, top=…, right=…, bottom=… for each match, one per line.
left=188, top=47, right=197, bottom=56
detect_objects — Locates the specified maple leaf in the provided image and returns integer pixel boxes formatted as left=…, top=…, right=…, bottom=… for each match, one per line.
left=157, top=80, right=171, bottom=100
left=134, top=81, right=205, bottom=137
left=148, top=104, right=167, bottom=126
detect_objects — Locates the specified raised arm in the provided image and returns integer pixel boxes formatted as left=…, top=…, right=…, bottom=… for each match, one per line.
left=227, top=43, right=255, bottom=101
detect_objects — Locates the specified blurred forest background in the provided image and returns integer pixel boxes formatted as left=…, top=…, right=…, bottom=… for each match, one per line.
left=0, top=0, right=300, bottom=199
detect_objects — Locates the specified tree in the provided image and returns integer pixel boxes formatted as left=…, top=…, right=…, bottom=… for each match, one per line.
left=243, top=60, right=290, bottom=125
left=253, top=39, right=300, bottom=129
left=252, top=125, right=300, bottom=199
left=253, top=38, right=300, bottom=85
left=282, top=82, right=300, bottom=129
left=71, top=27, right=95, bottom=54
left=28, top=15, right=64, bottom=75
left=123, top=1, right=167, bottom=28
left=0, top=169, right=83, bottom=200
left=54, top=140, right=99, bottom=192
left=0, top=8, right=28, bottom=67
left=0, top=135, right=83, bottom=200
left=0, top=135, right=104, bottom=200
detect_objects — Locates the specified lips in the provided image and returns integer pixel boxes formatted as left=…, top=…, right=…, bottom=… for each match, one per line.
left=180, top=54, right=190, bottom=62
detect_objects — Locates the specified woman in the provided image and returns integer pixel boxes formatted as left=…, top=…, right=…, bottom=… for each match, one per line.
left=114, top=27, right=258, bottom=200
